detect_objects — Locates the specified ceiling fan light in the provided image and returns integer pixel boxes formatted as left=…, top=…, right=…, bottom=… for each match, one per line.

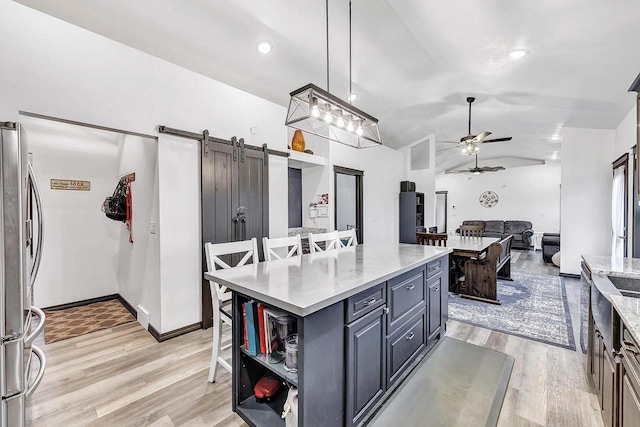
left=473, top=171, right=481, bottom=175
left=473, top=145, right=479, bottom=152
left=509, top=48, right=528, bottom=59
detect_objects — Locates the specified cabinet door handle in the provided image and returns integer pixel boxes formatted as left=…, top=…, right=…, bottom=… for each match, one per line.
left=406, top=285, right=415, bottom=291
left=363, top=297, right=377, bottom=307
left=405, top=332, right=415, bottom=341
left=432, top=287, right=439, bottom=292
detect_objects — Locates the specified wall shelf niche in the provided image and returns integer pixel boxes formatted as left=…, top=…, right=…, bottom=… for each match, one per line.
left=287, top=150, right=327, bottom=169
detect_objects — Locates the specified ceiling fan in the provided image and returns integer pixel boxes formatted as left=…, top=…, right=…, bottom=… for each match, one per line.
left=442, top=97, right=513, bottom=153
left=446, top=153, right=505, bottom=174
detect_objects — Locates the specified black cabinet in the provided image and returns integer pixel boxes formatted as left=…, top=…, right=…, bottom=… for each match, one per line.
left=346, top=306, right=386, bottom=427
left=399, top=192, right=424, bottom=244
left=201, top=136, right=269, bottom=328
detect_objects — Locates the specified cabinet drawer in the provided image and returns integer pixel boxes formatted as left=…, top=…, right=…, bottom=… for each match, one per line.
left=387, top=269, right=425, bottom=332
left=346, top=282, right=386, bottom=324
left=426, top=258, right=443, bottom=278
left=386, top=309, right=426, bottom=388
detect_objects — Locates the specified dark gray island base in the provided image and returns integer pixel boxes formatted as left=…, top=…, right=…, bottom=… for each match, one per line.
left=208, top=244, right=451, bottom=427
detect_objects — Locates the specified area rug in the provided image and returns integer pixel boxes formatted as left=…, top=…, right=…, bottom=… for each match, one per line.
left=368, top=337, right=514, bottom=427
left=44, top=299, right=135, bottom=344
left=448, top=272, right=576, bottom=351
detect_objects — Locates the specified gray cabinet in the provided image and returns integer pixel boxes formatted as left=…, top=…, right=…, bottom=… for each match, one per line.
left=386, top=309, right=426, bottom=388
left=399, top=192, right=424, bottom=244
left=201, top=136, right=269, bottom=328
left=346, top=306, right=386, bottom=426
left=428, top=275, right=442, bottom=341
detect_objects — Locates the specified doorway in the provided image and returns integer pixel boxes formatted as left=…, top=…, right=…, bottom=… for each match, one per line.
left=435, top=191, right=448, bottom=234
left=612, top=154, right=628, bottom=257
left=334, top=166, right=363, bottom=244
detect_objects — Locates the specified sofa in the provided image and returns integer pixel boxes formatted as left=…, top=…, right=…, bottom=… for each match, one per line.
left=541, top=233, right=560, bottom=263
left=459, top=220, right=534, bottom=250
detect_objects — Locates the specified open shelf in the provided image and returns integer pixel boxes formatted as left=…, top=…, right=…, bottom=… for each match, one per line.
left=237, top=392, right=287, bottom=427
left=240, top=346, right=299, bottom=387
left=287, top=149, right=327, bottom=169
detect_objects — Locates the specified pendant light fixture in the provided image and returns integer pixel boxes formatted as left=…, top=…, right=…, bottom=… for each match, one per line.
left=285, top=0, right=382, bottom=148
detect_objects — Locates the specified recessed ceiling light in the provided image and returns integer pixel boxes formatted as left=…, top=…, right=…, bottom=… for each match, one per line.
left=347, top=93, right=357, bottom=101
left=257, top=42, right=272, bottom=54
left=509, top=49, right=528, bottom=59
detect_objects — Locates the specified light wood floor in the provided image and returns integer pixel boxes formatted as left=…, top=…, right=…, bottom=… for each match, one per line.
left=29, top=249, right=603, bottom=426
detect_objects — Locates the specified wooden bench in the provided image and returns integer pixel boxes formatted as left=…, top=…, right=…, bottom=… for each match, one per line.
left=460, top=235, right=513, bottom=304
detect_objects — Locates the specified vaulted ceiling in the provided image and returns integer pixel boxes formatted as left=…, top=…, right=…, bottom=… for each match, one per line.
left=16, top=0, right=640, bottom=171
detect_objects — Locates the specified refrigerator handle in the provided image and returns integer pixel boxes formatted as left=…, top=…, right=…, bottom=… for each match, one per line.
left=28, top=162, right=44, bottom=286
left=24, top=306, right=45, bottom=347
left=25, top=344, right=46, bottom=399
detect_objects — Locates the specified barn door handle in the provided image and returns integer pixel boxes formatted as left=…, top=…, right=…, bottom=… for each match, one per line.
left=232, top=136, right=238, bottom=161
left=241, top=217, right=247, bottom=240
left=232, top=217, right=239, bottom=241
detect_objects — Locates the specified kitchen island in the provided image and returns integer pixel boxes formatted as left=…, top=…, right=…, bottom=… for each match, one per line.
left=206, top=243, right=451, bottom=427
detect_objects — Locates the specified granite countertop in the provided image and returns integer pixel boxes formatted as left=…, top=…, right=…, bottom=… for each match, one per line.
left=611, top=295, right=640, bottom=345
left=583, top=255, right=640, bottom=344
left=582, top=255, right=640, bottom=279
left=205, top=243, right=452, bottom=317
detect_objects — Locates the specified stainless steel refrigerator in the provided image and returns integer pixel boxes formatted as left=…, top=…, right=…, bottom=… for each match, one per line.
left=0, top=122, right=46, bottom=426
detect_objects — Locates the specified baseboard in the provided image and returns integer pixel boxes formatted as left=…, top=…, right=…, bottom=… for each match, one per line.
left=116, top=295, right=137, bottom=318
left=559, top=272, right=581, bottom=279
left=148, top=322, right=202, bottom=343
left=43, top=294, right=120, bottom=311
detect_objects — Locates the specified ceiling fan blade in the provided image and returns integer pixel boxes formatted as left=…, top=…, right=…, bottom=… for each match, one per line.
left=439, top=140, right=464, bottom=144
left=479, top=166, right=506, bottom=172
left=473, top=131, right=492, bottom=142
left=482, top=137, right=513, bottom=143
left=460, top=134, right=476, bottom=143
left=445, top=169, right=472, bottom=174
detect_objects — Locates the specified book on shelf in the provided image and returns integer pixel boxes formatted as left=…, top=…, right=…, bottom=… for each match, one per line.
left=257, top=303, right=267, bottom=354
left=244, top=301, right=260, bottom=356
left=242, top=303, right=248, bottom=350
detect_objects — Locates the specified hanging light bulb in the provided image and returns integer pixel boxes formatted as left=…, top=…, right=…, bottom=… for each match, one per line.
left=356, top=119, right=364, bottom=136
left=346, top=115, right=355, bottom=132
left=324, top=104, right=333, bottom=123
left=336, top=110, right=345, bottom=128
left=311, top=97, right=320, bottom=118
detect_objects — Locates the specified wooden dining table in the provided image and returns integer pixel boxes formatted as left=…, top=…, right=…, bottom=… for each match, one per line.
left=416, top=233, right=500, bottom=297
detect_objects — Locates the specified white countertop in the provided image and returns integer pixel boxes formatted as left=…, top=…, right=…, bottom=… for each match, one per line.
left=205, top=243, right=452, bottom=316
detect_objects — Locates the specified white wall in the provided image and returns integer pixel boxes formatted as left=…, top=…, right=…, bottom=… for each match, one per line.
left=614, top=105, right=637, bottom=256
left=436, top=162, right=561, bottom=234
left=0, top=1, right=288, bottom=333
left=329, top=143, right=404, bottom=244
left=561, top=128, right=615, bottom=275
left=25, top=117, right=121, bottom=307
left=116, top=134, right=159, bottom=320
